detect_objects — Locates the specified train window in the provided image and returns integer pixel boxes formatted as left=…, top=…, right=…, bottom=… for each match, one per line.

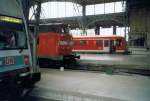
left=114, top=40, right=117, bottom=46
left=0, top=30, right=27, bottom=50
left=104, top=40, right=109, bottom=47
left=96, top=40, right=103, bottom=46
left=0, top=31, right=16, bottom=49
left=17, top=31, right=27, bottom=48
left=80, top=40, right=87, bottom=46
left=73, top=41, right=77, bottom=46
left=116, top=39, right=122, bottom=46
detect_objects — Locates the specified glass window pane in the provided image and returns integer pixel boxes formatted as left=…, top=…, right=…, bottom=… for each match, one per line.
left=80, top=40, right=86, bottom=46
left=86, top=5, right=94, bottom=15
left=96, top=40, right=103, bottom=46
left=105, top=3, right=114, bottom=14
left=39, top=2, right=82, bottom=19
left=115, top=2, right=124, bottom=13
left=95, top=4, right=104, bottom=15
left=104, top=40, right=109, bottom=47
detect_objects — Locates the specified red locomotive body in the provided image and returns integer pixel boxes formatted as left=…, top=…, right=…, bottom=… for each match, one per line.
left=73, top=36, right=128, bottom=53
left=37, top=32, right=73, bottom=59
left=36, top=23, right=78, bottom=67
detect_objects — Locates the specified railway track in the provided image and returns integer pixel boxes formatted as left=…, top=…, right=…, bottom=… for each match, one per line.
left=41, top=60, right=150, bottom=76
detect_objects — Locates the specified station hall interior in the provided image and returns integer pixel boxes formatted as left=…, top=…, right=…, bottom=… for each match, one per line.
left=0, top=0, right=150, bottom=101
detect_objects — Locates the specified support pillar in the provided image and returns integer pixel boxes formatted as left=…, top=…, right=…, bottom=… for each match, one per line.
left=113, top=25, right=117, bottom=35
left=22, top=0, right=31, bottom=22
left=147, top=33, right=150, bottom=50
left=82, top=5, right=87, bottom=36
left=33, top=0, right=41, bottom=71
left=95, top=25, right=100, bottom=35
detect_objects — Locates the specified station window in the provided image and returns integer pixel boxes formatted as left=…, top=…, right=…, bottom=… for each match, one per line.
left=96, top=40, right=103, bottom=47
left=80, top=40, right=87, bottom=46
left=104, top=40, right=109, bottom=47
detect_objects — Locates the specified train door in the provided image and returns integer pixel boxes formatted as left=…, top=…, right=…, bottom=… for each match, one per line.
left=110, top=40, right=116, bottom=53
left=103, top=39, right=110, bottom=52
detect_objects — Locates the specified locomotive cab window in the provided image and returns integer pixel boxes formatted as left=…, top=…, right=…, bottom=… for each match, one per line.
left=80, top=40, right=87, bottom=46
left=96, top=40, right=103, bottom=47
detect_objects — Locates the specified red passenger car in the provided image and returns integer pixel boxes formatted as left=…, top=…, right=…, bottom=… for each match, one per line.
left=37, top=23, right=77, bottom=67
left=73, top=36, right=129, bottom=54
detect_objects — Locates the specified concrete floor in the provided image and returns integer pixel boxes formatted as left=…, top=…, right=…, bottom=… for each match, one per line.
left=77, top=49, right=150, bottom=70
left=30, top=68, right=150, bottom=101
left=24, top=96, right=58, bottom=101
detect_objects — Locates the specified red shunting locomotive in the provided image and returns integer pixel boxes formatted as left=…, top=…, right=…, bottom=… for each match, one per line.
left=37, top=23, right=79, bottom=67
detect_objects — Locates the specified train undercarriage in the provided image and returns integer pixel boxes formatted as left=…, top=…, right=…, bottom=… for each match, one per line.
left=38, top=54, right=80, bottom=68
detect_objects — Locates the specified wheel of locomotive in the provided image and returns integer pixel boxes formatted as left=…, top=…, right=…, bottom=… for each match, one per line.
left=52, top=60, right=63, bottom=69
left=63, top=56, right=77, bottom=68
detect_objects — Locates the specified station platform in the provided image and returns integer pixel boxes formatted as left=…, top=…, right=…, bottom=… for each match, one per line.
left=30, top=68, right=150, bottom=101
left=76, top=49, right=150, bottom=71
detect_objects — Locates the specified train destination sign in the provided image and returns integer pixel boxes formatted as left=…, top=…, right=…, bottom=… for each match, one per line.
left=0, top=16, right=22, bottom=24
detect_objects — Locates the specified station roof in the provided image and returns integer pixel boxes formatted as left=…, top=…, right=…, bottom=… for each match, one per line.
left=30, top=0, right=124, bottom=28
left=38, top=12, right=124, bottom=28
left=40, top=0, right=122, bottom=5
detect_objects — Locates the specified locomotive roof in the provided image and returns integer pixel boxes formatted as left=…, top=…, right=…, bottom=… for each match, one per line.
left=39, top=23, right=68, bottom=26
left=73, top=35, right=125, bottom=39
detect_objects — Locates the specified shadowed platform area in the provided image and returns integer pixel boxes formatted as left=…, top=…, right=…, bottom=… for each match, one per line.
left=30, top=68, right=150, bottom=101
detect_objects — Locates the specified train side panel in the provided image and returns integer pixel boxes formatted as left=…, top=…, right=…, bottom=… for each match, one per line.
left=73, top=36, right=128, bottom=53
left=74, top=39, right=104, bottom=52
